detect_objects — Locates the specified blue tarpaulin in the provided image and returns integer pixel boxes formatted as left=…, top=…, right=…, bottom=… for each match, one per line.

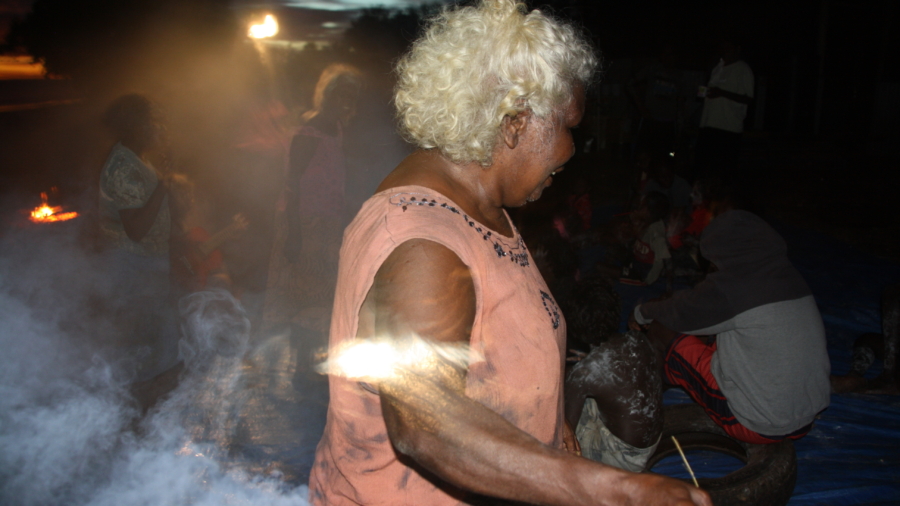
left=618, top=218, right=900, bottom=505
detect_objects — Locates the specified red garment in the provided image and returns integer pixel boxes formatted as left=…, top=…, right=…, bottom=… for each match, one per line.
left=568, top=193, right=592, bottom=232
left=186, top=227, right=223, bottom=283
left=669, top=205, right=712, bottom=250
left=310, top=186, right=567, bottom=506
left=684, top=206, right=713, bottom=237
left=633, top=238, right=655, bottom=264
left=664, top=334, right=811, bottom=444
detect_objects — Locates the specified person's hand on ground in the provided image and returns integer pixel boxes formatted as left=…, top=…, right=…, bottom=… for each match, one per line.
left=562, top=420, right=581, bottom=456
left=628, top=311, right=643, bottom=332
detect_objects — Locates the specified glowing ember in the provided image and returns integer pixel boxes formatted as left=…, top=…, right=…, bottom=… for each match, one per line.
left=248, top=14, right=278, bottom=39
left=29, top=192, right=78, bottom=223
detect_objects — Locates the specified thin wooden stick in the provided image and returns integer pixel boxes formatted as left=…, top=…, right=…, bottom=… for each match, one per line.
left=671, top=436, right=700, bottom=488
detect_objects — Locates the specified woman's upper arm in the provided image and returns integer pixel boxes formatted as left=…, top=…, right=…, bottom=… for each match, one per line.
left=369, top=238, right=475, bottom=346
left=369, top=238, right=476, bottom=454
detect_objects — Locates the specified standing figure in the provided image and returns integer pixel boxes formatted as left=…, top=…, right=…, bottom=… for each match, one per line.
left=99, top=93, right=179, bottom=382
left=261, top=64, right=362, bottom=361
left=694, top=36, right=754, bottom=183
left=309, top=1, right=710, bottom=505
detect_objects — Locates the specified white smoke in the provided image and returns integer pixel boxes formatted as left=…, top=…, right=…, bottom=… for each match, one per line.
left=0, top=221, right=311, bottom=506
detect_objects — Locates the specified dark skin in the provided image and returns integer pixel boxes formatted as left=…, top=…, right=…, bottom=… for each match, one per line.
left=357, top=90, right=711, bottom=506
left=831, top=284, right=900, bottom=394
left=628, top=282, right=704, bottom=369
left=629, top=317, right=681, bottom=371
left=565, top=332, right=663, bottom=449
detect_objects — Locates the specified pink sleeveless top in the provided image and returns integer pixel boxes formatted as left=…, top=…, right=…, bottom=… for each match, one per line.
left=309, top=186, right=567, bottom=506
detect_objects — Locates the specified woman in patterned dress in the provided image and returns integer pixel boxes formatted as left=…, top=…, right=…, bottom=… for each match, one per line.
left=99, top=93, right=179, bottom=382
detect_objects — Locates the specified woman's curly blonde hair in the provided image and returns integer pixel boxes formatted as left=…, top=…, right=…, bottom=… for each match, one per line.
left=395, top=0, right=598, bottom=166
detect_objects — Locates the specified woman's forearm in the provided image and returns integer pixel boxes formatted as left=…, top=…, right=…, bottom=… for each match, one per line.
left=380, top=372, right=622, bottom=506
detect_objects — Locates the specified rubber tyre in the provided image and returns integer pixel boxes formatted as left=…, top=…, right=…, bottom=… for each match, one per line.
left=647, top=404, right=798, bottom=506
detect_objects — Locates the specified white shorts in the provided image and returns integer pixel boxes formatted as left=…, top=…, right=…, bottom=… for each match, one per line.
left=575, top=398, right=660, bottom=473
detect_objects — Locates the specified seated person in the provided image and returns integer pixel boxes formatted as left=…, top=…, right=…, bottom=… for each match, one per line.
left=564, top=275, right=663, bottom=472
left=643, top=154, right=692, bottom=215
left=621, top=191, right=671, bottom=286
left=168, top=175, right=248, bottom=296
left=667, top=179, right=714, bottom=251
left=629, top=210, right=830, bottom=444
left=831, top=283, right=899, bottom=394
left=666, top=178, right=732, bottom=282
left=631, top=150, right=653, bottom=205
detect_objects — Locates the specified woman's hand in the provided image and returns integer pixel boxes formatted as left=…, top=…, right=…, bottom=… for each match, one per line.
left=616, top=472, right=713, bottom=506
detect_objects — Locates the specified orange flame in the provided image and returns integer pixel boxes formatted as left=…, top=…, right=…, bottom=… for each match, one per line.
left=29, top=192, right=78, bottom=223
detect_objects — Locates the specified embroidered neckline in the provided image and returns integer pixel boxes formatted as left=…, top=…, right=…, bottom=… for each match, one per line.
left=389, top=192, right=530, bottom=267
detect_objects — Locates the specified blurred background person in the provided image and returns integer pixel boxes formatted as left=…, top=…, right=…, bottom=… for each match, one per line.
left=694, top=35, right=754, bottom=184
left=98, top=93, right=178, bottom=382
left=260, top=63, right=362, bottom=371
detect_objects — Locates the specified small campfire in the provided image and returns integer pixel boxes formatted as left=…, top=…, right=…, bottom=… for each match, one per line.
left=29, top=190, right=78, bottom=224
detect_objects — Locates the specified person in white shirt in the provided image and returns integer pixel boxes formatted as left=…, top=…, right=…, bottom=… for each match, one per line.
left=695, top=37, right=754, bottom=182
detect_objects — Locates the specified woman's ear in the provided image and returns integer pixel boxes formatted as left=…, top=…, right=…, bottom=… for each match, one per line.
left=500, top=110, right=532, bottom=150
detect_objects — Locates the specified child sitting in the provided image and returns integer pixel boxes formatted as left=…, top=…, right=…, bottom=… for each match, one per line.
left=621, top=191, right=671, bottom=287
left=831, top=283, right=899, bottom=394
left=642, top=154, right=692, bottom=215
left=564, top=274, right=663, bottom=471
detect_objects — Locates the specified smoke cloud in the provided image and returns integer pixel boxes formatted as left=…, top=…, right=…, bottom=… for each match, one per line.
left=0, top=219, right=312, bottom=506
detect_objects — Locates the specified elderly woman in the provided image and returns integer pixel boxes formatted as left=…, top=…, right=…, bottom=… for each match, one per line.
left=309, top=1, right=710, bottom=505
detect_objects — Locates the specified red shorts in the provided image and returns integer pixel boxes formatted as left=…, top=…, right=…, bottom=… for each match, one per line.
left=664, top=334, right=812, bottom=444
